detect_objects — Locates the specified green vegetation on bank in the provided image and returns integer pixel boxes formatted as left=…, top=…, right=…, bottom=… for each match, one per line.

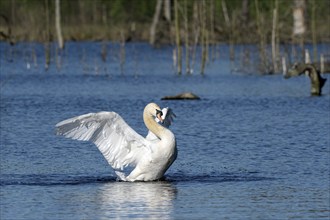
left=0, top=0, right=329, bottom=44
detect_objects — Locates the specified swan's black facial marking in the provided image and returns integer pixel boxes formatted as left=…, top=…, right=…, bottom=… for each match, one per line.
left=156, top=109, right=163, bottom=117
left=156, top=109, right=164, bottom=123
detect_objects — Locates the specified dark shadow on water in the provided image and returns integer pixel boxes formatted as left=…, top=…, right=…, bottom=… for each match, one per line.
left=0, top=174, right=117, bottom=186
left=165, top=173, right=276, bottom=183
left=1, top=172, right=275, bottom=186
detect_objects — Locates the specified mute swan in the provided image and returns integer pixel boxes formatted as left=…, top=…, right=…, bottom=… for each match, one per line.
left=55, top=103, right=177, bottom=182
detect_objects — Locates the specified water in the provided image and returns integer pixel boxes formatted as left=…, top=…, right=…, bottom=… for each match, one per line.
left=1, top=42, right=330, bottom=219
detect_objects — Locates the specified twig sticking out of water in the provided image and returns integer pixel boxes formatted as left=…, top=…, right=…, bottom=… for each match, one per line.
left=320, top=54, right=324, bottom=74
left=101, top=41, right=107, bottom=62
left=81, top=48, right=88, bottom=75
left=31, top=45, right=37, bottom=68
left=120, top=31, right=126, bottom=75
left=44, top=43, right=50, bottom=71
left=56, top=46, right=62, bottom=71
left=282, top=56, right=287, bottom=76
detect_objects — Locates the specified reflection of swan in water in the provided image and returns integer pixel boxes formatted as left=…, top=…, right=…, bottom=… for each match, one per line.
left=96, top=181, right=177, bottom=219
left=56, top=103, right=177, bottom=182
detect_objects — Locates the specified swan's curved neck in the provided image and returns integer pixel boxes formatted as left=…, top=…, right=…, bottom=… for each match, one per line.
left=143, top=112, right=166, bottom=139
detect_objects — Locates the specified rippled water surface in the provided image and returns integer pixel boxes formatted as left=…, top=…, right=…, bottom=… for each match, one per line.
left=1, top=42, right=330, bottom=219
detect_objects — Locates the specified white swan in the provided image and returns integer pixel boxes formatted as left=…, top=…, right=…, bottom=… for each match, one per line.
left=55, top=103, right=177, bottom=182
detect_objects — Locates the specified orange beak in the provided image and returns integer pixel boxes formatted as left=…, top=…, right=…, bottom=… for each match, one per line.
left=156, top=113, right=163, bottom=123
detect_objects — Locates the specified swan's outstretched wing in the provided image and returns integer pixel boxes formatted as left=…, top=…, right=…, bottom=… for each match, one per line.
left=55, top=112, right=150, bottom=171
left=146, top=107, right=176, bottom=141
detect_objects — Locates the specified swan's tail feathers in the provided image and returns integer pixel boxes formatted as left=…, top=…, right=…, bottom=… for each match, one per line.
left=115, top=171, right=128, bottom=181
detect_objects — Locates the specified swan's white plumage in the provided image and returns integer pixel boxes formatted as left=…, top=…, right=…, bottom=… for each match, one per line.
left=56, top=103, right=177, bottom=182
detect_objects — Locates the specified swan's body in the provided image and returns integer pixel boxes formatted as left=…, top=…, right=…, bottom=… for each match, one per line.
left=56, top=103, right=177, bottom=182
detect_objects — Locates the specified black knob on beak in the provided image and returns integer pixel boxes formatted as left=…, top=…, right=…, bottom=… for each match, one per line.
left=156, top=109, right=163, bottom=116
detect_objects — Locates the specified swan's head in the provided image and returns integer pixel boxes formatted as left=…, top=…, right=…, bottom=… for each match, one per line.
left=144, top=103, right=163, bottom=122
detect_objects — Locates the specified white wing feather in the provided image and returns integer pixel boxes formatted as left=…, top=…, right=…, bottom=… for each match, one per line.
left=55, top=112, right=150, bottom=171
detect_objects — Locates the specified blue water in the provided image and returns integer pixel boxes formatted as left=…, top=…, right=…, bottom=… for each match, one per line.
left=1, top=42, right=330, bottom=219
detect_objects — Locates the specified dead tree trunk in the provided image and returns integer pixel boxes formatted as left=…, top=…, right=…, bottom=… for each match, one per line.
left=285, top=63, right=327, bottom=96
left=184, top=0, right=190, bottom=74
left=222, top=0, right=234, bottom=60
left=55, top=0, right=64, bottom=49
left=311, top=0, right=317, bottom=60
left=174, top=0, right=182, bottom=75
left=191, top=1, right=200, bottom=73
left=149, top=0, right=162, bottom=45
left=164, top=0, right=171, bottom=22
left=200, top=0, right=207, bottom=75
left=221, top=0, right=230, bottom=28
left=293, top=0, right=306, bottom=37
left=44, top=0, right=50, bottom=70
left=255, top=0, right=267, bottom=73
left=210, top=0, right=215, bottom=61
left=241, top=0, right=249, bottom=24
left=271, top=0, right=279, bottom=73
left=292, top=0, right=306, bottom=61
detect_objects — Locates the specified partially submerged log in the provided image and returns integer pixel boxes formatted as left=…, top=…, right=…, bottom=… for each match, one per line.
left=161, top=92, right=200, bottom=100
left=285, top=63, right=328, bottom=96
